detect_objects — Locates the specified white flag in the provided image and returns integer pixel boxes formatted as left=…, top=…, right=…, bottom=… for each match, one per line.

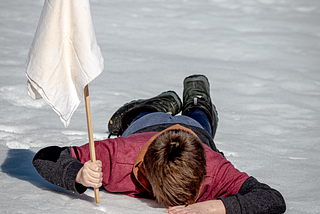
left=26, top=0, right=104, bottom=127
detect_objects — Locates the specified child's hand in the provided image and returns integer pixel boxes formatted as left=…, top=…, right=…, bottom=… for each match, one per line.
left=165, top=200, right=226, bottom=214
left=76, top=160, right=103, bottom=188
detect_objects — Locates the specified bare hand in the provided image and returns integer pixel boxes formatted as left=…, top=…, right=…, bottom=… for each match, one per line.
left=76, top=160, right=103, bottom=188
left=165, top=200, right=226, bottom=214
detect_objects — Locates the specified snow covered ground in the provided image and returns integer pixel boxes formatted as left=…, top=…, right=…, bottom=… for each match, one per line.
left=1, top=0, right=320, bottom=213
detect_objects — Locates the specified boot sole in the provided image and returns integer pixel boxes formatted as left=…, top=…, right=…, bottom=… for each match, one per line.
left=163, top=91, right=182, bottom=110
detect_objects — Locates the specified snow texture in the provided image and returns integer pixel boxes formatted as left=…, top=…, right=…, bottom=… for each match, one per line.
left=0, top=0, right=319, bottom=213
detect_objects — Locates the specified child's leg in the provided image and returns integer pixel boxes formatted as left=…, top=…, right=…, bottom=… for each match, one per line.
left=186, top=108, right=223, bottom=155
left=185, top=108, right=213, bottom=137
left=108, top=91, right=182, bottom=137
left=182, top=74, right=219, bottom=139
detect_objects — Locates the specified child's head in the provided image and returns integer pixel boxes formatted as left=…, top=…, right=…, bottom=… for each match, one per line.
left=143, top=129, right=206, bottom=207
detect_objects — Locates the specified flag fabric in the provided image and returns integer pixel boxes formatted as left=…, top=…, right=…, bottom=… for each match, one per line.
left=26, top=0, right=104, bottom=127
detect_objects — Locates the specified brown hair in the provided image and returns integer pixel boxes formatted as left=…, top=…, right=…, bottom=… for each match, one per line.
left=143, top=129, right=206, bottom=207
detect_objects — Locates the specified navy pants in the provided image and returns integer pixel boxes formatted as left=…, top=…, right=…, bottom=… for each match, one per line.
left=122, top=108, right=212, bottom=138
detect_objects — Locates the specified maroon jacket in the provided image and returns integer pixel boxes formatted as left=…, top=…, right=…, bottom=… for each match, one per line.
left=72, top=129, right=248, bottom=201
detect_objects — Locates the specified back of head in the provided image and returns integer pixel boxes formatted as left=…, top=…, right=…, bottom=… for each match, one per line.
left=144, top=129, right=206, bottom=207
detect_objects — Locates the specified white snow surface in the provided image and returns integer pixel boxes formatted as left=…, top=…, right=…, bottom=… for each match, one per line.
left=1, top=0, right=320, bottom=213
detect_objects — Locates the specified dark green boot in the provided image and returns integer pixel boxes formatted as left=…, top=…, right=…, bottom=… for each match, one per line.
left=108, top=91, right=182, bottom=137
left=182, top=74, right=218, bottom=138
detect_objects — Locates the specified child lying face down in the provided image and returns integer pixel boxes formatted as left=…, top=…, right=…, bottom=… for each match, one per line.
left=33, top=75, right=286, bottom=214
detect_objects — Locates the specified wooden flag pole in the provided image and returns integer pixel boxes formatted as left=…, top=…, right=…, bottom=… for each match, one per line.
left=84, top=85, right=100, bottom=204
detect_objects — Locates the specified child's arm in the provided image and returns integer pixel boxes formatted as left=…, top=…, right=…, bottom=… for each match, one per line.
left=165, top=177, right=286, bottom=214
left=33, top=146, right=87, bottom=193
left=219, top=176, right=286, bottom=214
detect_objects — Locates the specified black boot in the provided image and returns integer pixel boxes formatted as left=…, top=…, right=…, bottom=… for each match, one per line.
left=108, top=91, right=182, bottom=137
left=182, top=74, right=218, bottom=138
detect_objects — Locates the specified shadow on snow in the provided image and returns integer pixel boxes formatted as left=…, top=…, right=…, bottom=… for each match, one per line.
left=1, top=148, right=94, bottom=202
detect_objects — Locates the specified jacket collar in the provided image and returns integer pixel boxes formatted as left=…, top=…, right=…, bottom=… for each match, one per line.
left=132, top=124, right=199, bottom=195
